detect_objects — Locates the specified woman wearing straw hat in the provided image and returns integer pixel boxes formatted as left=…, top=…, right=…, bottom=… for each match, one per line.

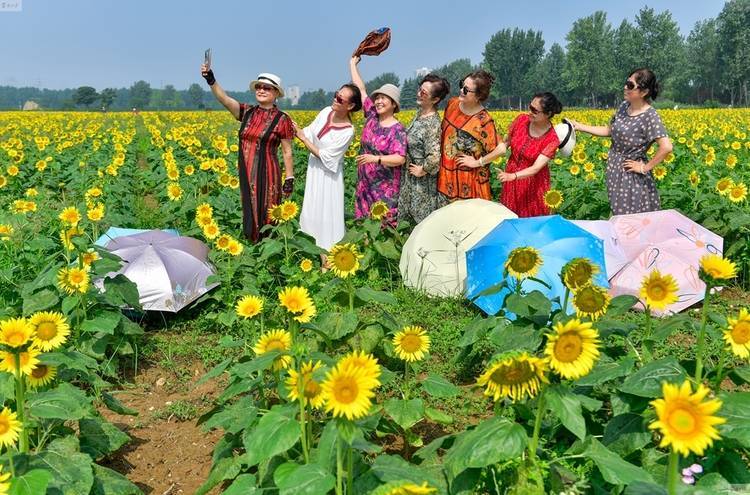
left=201, top=63, right=294, bottom=242
left=349, top=56, right=407, bottom=225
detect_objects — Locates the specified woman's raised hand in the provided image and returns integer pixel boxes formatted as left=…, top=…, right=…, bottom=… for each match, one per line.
left=201, top=63, right=215, bottom=85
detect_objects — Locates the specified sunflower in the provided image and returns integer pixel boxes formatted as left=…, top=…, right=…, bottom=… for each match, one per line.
left=196, top=215, right=214, bottom=228
left=338, top=350, right=382, bottom=379
left=724, top=308, right=750, bottom=358
left=299, top=258, right=313, bottom=272
left=280, top=200, right=299, bottom=221
left=728, top=182, right=747, bottom=203
left=726, top=154, right=738, bottom=169
left=561, top=258, right=600, bottom=290
left=196, top=203, right=213, bottom=219
left=25, top=188, right=38, bottom=197
left=383, top=482, right=438, bottom=495
left=293, top=303, right=317, bottom=323
left=215, top=234, right=231, bottom=251
left=87, top=203, right=105, bottom=222
left=699, top=254, right=737, bottom=283
left=370, top=200, right=390, bottom=220
left=0, top=464, right=10, bottom=494
left=278, top=286, right=314, bottom=315
left=229, top=177, right=240, bottom=189
left=85, top=187, right=102, bottom=199
left=543, top=189, right=563, bottom=209
left=58, top=206, right=81, bottom=226
left=328, top=243, right=363, bottom=279
left=476, top=353, right=548, bottom=402
left=572, top=284, right=611, bottom=320
left=639, top=270, right=679, bottom=310
left=286, top=360, right=325, bottom=408
left=252, top=329, right=292, bottom=370
left=227, top=240, right=244, bottom=256
left=166, top=182, right=183, bottom=201
left=544, top=319, right=600, bottom=379
left=0, top=347, right=41, bottom=376
left=26, top=364, right=57, bottom=388
left=184, top=164, right=196, bottom=176
left=203, top=222, right=220, bottom=240
left=392, top=326, right=430, bottom=362
left=0, top=407, right=22, bottom=448
left=59, top=227, right=82, bottom=251
left=716, top=177, right=733, bottom=196
left=504, top=246, right=543, bottom=279
left=235, top=295, right=263, bottom=319
left=321, top=362, right=380, bottom=420
left=57, top=266, right=90, bottom=294
left=0, top=176, right=6, bottom=188
left=28, top=311, right=70, bottom=351
left=0, top=317, right=33, bottom=348
left=653, top=165, right=667, bottom=180
left=569, top=164, right=581, bottom=176
left=583, top=162, right=595, bottom=173
left=649, top=381, right=725, bottom=456
left=268, top=204, right=285, bottom=223
left=80, top=249, right=100, bottom=267
left=0, top=224, right=12, bottom=241
left=689, top=170, right=701, bottom=187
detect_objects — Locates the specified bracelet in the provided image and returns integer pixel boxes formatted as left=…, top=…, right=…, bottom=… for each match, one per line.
left=378, top=157, right=382, bottom=166
left=514, top=172, right=518, bottom=180
left=478, top=156, right=484, bottom=167
left=640, top=164, right=645, bottom=174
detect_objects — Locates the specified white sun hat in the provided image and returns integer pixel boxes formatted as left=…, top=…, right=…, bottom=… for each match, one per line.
left=554, top=118, right=576, bottom=157
left=250, top=73, right=284, bottom=97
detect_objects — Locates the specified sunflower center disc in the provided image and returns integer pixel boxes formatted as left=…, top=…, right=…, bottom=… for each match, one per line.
left=669, top=408, right=696, bottom=434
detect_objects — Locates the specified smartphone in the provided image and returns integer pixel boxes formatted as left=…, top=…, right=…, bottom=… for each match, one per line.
left=204, top=49, right=212, bottom=70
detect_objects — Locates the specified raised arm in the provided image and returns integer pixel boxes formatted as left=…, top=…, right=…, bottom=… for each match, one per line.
left=569, top=120, right=611, bottom=137
left=349, top=56, right=367, bottom=101
left=201, top=63, right=241, bottom=120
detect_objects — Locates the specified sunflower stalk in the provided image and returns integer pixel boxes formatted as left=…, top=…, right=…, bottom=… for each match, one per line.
left=13, top=351, right=28, bottom=453
left=297, top=378, right=309, bottom=463
left=335, top=438, right=343, bottom=495
left=712, top=348, right=727, bottom=389
left=562, top=287, right=570, bottom=315
left=643, top=306, right=654, bottom=361
left=694, top=285, right=711, bottom=383
left=528, top=386, right=547, bottom=463
left=5, top=447, right=14, bottom=477
left=667, top=450, right=679, bottom=495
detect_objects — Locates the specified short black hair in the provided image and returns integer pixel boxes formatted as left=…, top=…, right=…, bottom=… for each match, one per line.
left=419, top=74, right=450, bottom=103
left=340, top=84, right=363, bottom=112
left=460, top=70, right=494, bottom=102
left=532, top=92, right=563, bottom=117
left=629, top=68, right=660, bottom=100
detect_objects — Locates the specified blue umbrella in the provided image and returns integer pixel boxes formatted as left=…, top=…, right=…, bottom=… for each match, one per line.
left=465, top=215, right=608, bottom=316
left=94, top=227, right=179, bottom=247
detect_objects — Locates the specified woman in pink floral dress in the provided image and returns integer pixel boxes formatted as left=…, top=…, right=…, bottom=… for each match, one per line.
left=349, top=56, right=407, bottom=224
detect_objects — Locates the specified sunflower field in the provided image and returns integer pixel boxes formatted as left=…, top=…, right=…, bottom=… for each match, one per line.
left=0, top=107, right=748, bottom=495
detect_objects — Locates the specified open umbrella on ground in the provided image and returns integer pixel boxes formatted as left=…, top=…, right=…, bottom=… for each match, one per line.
left=608, top=209, right=723, bottom=316
left=571, top=219, right=629, bottom=279
left=466, top=215, right=608, bottom=316
left=95, top=227, right=179, bottom=247
left=97, top=230, right=218, bottom=312
left=399, top=199, right=517, bottom=297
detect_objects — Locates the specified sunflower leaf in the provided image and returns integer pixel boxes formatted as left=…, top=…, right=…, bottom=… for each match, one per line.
left=717, top=391, right=750, bottom=447
left=243, top=409, right=301, bottom=466
left=546, top=385, right=586, bottom=440
left=8, top=469, right=51, bottom=495
left=384, top=398, right=424, bottom=430
left=22, top=289, right=59, bottom=315
left=420, top=373, right=460, bottom=398
left=619, top=357, right=687, bottom=398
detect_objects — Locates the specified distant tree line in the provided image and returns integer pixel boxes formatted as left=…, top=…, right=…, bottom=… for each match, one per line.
left=2, top=2, right=749, bottom=111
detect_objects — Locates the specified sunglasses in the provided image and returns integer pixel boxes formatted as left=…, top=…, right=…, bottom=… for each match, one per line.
left=255, top=84, right=275, bottom=92
left=333, top=92, right=350, bottom=105
left=624, top=80, right=640, bottom=90
left=459, top=85, right=476, bottom=95
left=418, top=87, right=431, bottom=98
left=528, top=104, right=542, bottom=115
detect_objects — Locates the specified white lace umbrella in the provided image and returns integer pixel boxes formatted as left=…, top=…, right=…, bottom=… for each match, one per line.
left=98, top=230, right=219, bottom=312
left=399, top=199, right=517, bottom=297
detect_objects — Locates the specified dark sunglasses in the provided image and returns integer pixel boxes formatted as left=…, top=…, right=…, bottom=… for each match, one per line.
left=624, top=80, right=640, bottom=90
left=255, top=84, right=275, bottom=92
left=528, top=104, right=542, bottom=115
left=333, top=92, right=350, bottom=105
left=459, top=85, right=476, bottom=95
left=418, top=87, right=431, bottom=98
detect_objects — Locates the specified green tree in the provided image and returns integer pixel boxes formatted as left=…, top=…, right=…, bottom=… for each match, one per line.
left=483, top=28, right=545, bottom=107
left=633, top=7, right=685, bottom=88
left=717, top=0, right=750, bottom=105
left=187, top=83, right=205, bottom=109
left=564, top=11, right=617, bottom=107
left=365, top=72, right=400, bottom=92
left=72, top=86, right=99, bottom=108
left=527, top=43, right=568, bottom=104
left=678, top=19, right=721, bottom=103
left=613, top=20, right=640, bottom=80
left=297, top=89, right=329, bottom=109
left=399, top=76, right=419, bottom=110
left=129, top=80, right=152, bottom=109
left=99, top=88, right=117, bottom=110
left=161, top=84, right=182, bottom=109
left=431, top=58, right=475, bottom=100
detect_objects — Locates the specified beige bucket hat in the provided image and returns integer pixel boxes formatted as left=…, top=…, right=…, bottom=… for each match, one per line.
left=371, top=83, right=401, bottom=112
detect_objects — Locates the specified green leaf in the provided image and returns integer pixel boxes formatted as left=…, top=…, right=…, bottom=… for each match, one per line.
left=196, top=358, right=232, bottom=385
left=231, top=352, right=280, bottom=378
left=373, top=239, right=401, bottom=260
left=314, top=311, right=359, bottom=340
left=28, top=383, right=93, bottom=420
left=420, top=373, right=459, bottom=398
left=606, top=295, right=639, bottom=316
left=223, top=474, right=260, bottom=495
left=80, top=310, right=122, bottom=335
left=424, top=407, right=453, bottom=424
left=619, top=357, right=687, bottom=398
left=546, top=385, right=586, bottom=440
left=444, top=416, right=527, bottom=479
left=354, top=287, right=397, bottom=305
left=370, top=454, right=444, bottom=488
left=91, top=258, right=124, bottom=277
left=312, top=421, right=337, bottom=472
left=243, top=409, right=301, bottom=466
left=457, top=316, right=493, bottom=347
left=505, top=291, right=551, bottom=320
left=623, top=482, right=667, bottom=495
left=581, top=437, right=654, bottom=486
left=91, top=464, right=142, bottom=495
left=602, top=413, right=651, bottom=457
left=195, top=456, right=243, bottom=495
left=44, top=350, right=99, bottom=374
left=101, top=392, right=138, bottom=416
left=576, top=357, right=635, bottom=386
left=27, top=436, right=94, bottom=495
left=102, top=274, right=142, bottom=310
left=275, top=463, right=336, bottom=495
left=79, top=417, right=130, bottom=460
left=488, top=323, right=542, bottom=354
left=8, top=469, right=51, bottom=495
left=718, top=391, right=750, bottom=447
left=61, top=295, right=78, bottom=315
left=200, top=397, right=257, bottom=434
left=350, top=324, right=384, bottom=353
left=651, top=314, right=692, bottom=341
left=384, top=398, right=424, bottom=430
left=730, top=366, right=750, bottom=384
left=22, top=289, right=59, bottom=315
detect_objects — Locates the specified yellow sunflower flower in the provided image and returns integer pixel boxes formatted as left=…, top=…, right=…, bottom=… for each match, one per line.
left=699, top=254, right=737, bottom=282
left=724, top=308, right=750, bottom=358
left=87, top=203, right=105, bottom=222
left=688, top=170, right=701, bottom=187
left=0, top=317, right=33, bottom=348
left=383, top=482, right=438, bottom=495
left=715, top=177, right=733, bottom=196
left=569, top=164, right=580, bottom=176
left=80, top=249, right=100, bottom=267
left=299, top=258, right=313, bottom=272
left=286, top=360, right=325, bottom=408
left=280, top=200, right=299, bottom=221
left=235, top=295, right=263, bottom=319
left=166, top=182, right=183, bottom=201
left=0, top=407, right=22, bottom=448
left=392, top=326, right=430, bottom=362
left=59, top=227, right=82, bottom=251
left=28, top=311, right=70, bottom=351
left=252, top=329, right=292, bottom=371
left=57, top=266, right=90, bottom=294
left=267, top=204, right=285, bottom=223
left=561, top=258, right=600, bottom=290
left=227, top=239, right=244, bottom=256
left=639, top=270, right=679, bottom=310
left=505, top=246, right=543, bottom=279
left=26, top=364, right=57, bottom=388
left=338, top=350, right=381, bottom=379
left=293, top=303, right=317, bottom=323
left=328, top=243, right=363, bottom=279
left=476, top=353, right=548, bottom=402
left=196, top=203, right=213, bottom=218
left=652, top=165, right=667, bottom=181
left=0, top=224, right=12, bottom=241
left=215, top=234, right=231, bottom=251
left=58, top=206, right=81, bottom=226
left=196, top=215, right=214, bottom=228
left=572, top=284, right=611, bottom=320
left=370, top=201, right=390, bottom=220
left=544, top=319, right=600, bottom=380
left=0, top=347, right=40, bottom=376
left=0, top=463, right=10, bottom=493
left=543, top=189, right=563, bottom=210
left=728, top=182, right=747, bottom=203
left=278, top=286, right=314, bottom=315
left=321, top=362, right=380, bottom=420
left=203, top=222, right=220, bottom=240
left=649, top=381, right=725, bottom=456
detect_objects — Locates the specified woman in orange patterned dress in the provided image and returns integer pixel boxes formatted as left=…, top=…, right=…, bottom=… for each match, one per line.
left=436, top=70, right=499, bottom=202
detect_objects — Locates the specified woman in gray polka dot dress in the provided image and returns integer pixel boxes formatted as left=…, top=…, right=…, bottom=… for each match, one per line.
left=570, top=68, right=673, bottom=215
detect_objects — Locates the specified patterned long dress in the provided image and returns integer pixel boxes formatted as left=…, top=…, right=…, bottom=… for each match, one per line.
left=607, top=101, right=668, bottom=215
left=436, top=97, right=499, bottom=201
left=398, top=112, right=442, bottom=224
left=236, top=104, right=294, bottom=242
left=501, top=114, right=560, bottom=217
left=354, top=97, right=407, bottom=224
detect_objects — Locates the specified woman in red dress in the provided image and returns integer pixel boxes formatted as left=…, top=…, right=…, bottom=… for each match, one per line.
left=201, top=63, right=294, bottom=242
left=499, top=92, right=562, bottom=217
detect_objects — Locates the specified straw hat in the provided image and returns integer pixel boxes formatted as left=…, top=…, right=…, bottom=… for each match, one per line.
left=371, top=83, right=401, bottom=111
left=249, top=73, right=284, bottom=97
left=554, top=118, right=576, bottom=157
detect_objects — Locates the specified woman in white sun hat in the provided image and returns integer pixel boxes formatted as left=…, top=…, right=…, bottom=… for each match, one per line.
left=201, top=63, right=294, bottom=242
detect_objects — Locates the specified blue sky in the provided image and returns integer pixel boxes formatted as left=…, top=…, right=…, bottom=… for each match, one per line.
left=0, top=0, right=724, bottom=92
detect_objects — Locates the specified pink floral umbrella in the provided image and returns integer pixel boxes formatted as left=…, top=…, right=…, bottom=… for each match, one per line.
left=608, top=209, right=723, bottom=316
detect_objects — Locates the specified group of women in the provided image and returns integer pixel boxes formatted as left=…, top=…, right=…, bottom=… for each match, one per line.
left=200, top=59, right=673, bottom=253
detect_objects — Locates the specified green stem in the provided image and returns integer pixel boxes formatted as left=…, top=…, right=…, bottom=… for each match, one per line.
left=643, top=306, right=654, bottom=361
left=336, top=438, right=343, bottom=495
left=713, top=349, right=727, bottom=389
left=667, top=450, right=679, bottom=495
left=347, top=279, right=354, bottom=312
left=6, top=447, right=15, bottom=477
left=403, top=361, right=410, bottom=400
left=528, top=387, right=547, bottom=463
left=562, top=287, right=570, bottom=314
left=694, top=286, right=711, bottom=383
left=297, top=361, right=309, bottom=464
left=346, top=446, right=353, bottom=495
left=13, top=352, right=27, bottom=453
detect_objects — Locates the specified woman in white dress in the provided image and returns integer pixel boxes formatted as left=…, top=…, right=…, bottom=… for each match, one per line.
left=293, top=84, right=362, bottom=253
